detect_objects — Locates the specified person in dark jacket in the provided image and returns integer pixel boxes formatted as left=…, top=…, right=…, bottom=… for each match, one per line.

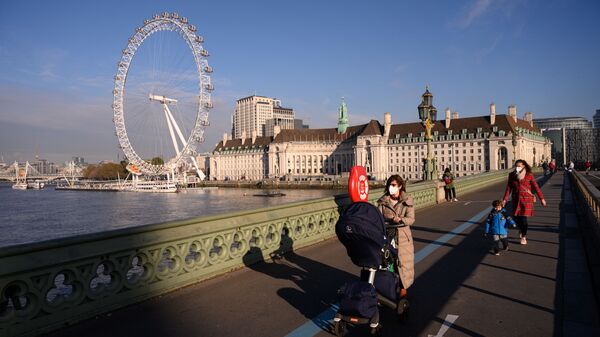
left=485, top=200, right=516, bottom=255
left=502, top=159, right=546, bottom=245
left=442, top=168, right=457, bottom=202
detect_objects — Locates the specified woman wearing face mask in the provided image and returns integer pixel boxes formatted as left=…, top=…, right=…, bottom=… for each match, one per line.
left=377, top=175, right=415, bottom=298
left=502, top=159, right=547, bottom=245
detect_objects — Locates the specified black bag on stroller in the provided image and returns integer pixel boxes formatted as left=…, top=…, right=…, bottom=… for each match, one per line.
left=334, top=201, right=408, bottom=336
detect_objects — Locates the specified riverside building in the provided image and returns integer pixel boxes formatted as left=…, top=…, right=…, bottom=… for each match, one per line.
left=232, top=95, right=295, bottom=139
left=210, top=93, right=551, bottom=181
left=533, top=115, right=597, bottom=167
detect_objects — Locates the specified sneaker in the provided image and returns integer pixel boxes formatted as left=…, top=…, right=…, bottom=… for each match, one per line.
left=503, top=246, right=509, bottom=251
left=520, top=237, right=527, bottom=245
left=494, top=252, right=500, bottom=256
left=453, top=198, right=458, bottom=202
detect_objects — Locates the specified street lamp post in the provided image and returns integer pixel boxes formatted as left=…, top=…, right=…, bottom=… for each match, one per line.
left=418, top=87, right=438, bottom=181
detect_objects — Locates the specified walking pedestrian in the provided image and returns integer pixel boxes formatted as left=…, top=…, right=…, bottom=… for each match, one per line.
left=585, top=160, right=592, bottom=175
left=548, top=160, right=556, bottom=174
left=377, top=175, right=415, bottom=298
left=502, top=159, right=547, bottom=245
left=442, top=168, right=458, bottom=202
left=542, top=160, right=549, bottom=176
left=485, top=200, right=516, bottom=255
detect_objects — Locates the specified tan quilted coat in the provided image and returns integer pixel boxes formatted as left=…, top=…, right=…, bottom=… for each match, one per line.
left=377, top=192, right=415, bottom=289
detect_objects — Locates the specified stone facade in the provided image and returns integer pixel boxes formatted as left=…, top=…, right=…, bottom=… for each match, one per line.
left=211, top=104, right=551, bottom=181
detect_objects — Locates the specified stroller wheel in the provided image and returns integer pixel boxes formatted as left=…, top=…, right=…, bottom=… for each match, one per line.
left=397, top=298, right=410, bottom=321
left=334, top=320, right=347, bottom=337
left=370, top=324, right=382, bottom=336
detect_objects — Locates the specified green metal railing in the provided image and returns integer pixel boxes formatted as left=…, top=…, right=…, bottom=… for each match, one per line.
left=0, top=169, right=510, bottom=337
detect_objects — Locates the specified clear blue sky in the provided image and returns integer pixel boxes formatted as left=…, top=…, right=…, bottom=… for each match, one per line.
left=1, top=0, right=599, bottom=163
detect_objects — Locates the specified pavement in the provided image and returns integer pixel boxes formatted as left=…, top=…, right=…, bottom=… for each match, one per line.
left=45, top=172, right=600, bottom=337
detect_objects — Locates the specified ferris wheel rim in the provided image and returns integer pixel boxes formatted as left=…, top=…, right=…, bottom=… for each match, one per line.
left=112, top=12, right=213, bottom=176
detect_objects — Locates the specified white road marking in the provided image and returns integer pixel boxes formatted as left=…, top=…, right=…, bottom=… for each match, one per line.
left=428, top=314, right=460, bottom=337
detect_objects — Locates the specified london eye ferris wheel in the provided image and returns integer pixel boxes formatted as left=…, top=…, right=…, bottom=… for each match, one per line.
left=112, top=12, right=213, bottom=177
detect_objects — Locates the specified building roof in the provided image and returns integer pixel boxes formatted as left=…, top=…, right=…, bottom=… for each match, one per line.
left=272, top=119, right=383, bottom=143
left=236, top=95, right=269, bottom=102
left=213, top=114, right=541, bottom=152
left=214, top=135, right=272, bottom=151
left=389, top=114, right=539, bottom=137
left=273, top=106, right=293, bottom=111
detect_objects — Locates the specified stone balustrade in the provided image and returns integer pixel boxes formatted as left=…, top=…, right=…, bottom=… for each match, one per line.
left=0, top=169, right=511, bottom=337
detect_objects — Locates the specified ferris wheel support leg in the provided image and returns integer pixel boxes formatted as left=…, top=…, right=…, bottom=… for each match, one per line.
left=163, top=106, right=181, bottom=156
left=164, top=104, right=188, bottom=147
left=190, top=156, right=206, bottom=180
left=164, top=104, right=205, bottom=180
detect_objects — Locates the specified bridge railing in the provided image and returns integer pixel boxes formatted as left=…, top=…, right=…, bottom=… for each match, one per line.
left=0, top=169, right=511, bottom=337
left=569, top=171, right=600, bottom=298
left=571, top=171, right=600, bottom=235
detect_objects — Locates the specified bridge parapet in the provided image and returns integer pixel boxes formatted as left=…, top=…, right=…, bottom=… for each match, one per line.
left=0, top=170, right=510, bottom=337
left=569, top=171, right=600, bottom=298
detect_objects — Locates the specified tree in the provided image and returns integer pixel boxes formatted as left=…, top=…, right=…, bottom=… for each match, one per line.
left=82, top=163, right=127, bottom=180
left=149, top=157, right=164, bottom=166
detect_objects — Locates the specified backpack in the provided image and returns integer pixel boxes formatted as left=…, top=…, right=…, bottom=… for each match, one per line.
left=443, top=175, right=452, bottom=185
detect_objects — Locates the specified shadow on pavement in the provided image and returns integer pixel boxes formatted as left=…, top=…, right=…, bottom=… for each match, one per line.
left=242, top=227, right=356, bottom=335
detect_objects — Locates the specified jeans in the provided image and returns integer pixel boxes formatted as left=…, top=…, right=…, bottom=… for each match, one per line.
left=444, top=187, right=456, bottom=200
left=492, top=234, right=508, bottom=253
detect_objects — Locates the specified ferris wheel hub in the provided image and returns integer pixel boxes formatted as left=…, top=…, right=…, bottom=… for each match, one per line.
left=149, top=94, right=178, bottom=104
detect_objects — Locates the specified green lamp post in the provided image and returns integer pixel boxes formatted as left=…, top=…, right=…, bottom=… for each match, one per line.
left=418, top=87, right=438, bottom=181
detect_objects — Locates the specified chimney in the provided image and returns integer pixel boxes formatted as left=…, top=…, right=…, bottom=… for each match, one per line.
left=273, top=125, right=281, bottom=138
left=251, top=130, right=257, bottom=144
left=490, top=102, right=496, bottom=125
left=222, top=133, right=228, bottom=145
left=452, top=111, right=459, bottom=120
left=524, top=111, right=533, bottom=127
left=508, top=105, right=517, bottom=122
left=383, top=112, right=391, bottom=137
left=445, top=108, right=451, bottom=128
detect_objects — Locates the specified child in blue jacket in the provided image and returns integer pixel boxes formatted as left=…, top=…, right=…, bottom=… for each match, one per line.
left=485, top=200, right=516, bottom=255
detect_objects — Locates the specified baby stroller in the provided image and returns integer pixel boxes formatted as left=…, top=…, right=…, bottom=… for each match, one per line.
left=334, top=201, right=410, bottom=336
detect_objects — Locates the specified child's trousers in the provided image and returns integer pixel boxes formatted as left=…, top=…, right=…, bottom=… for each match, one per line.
left=493, top=234, right=508, bottom=253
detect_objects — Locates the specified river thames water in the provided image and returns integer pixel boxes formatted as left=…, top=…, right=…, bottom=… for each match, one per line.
left=0, top=183, right=340, bottom=248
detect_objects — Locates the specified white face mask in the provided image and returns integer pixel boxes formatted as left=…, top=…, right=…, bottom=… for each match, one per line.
left=389, top=185, right=399, bottom=195
left=515, top=166, right=523, bottom=173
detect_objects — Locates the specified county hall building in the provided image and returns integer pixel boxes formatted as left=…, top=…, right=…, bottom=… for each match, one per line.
left=209, top=91, right=551, bottom=182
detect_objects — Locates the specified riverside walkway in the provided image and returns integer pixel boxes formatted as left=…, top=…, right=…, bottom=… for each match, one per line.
left=43, top=172, right=600, bottom=337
